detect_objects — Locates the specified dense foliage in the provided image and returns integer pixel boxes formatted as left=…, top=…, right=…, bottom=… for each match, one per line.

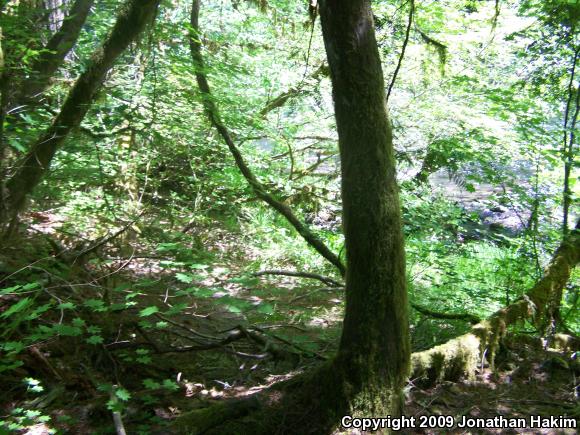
left=0, top=0, right=578, bottom=433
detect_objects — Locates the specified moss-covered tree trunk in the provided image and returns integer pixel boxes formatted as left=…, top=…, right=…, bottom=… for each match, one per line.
left=1, top=0, right=160, bottom=229
left=411, top=230, right=580, bottom=386
left=17, top=0, right=95, bottom=106
left=319, top=0, right=410, bottom=417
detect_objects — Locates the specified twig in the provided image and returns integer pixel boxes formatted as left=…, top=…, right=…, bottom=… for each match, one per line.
left=387, top=0, right=414, bottom=102
left=154, top=313, right=218, bottom=341
left=110, top=386, right=127, bottom=435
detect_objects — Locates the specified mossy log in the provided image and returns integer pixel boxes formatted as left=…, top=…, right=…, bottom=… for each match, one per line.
left=411, top=230, right=580, bottom=386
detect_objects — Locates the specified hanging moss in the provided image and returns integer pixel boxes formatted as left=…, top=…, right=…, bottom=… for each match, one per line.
left=417, top=28, right=447, bottom=76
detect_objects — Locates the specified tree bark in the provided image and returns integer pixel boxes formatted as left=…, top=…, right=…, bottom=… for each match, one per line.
left=178, top=3, right=409, bottom=430
left=189, top=0, right=345, bottom=276
left=319, top=0, right=410, bottom=417
left=16, top=0, right=95, bottom=106
left=1, top=0, right=160, bottom=226
left=562, top=46, right=580, bottom=235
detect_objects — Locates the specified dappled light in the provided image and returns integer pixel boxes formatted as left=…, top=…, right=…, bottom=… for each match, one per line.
left=0, top=0, right=578, bottom=433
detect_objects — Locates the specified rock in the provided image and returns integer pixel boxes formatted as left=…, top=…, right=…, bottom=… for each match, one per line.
left=479, top=205, right=525, bottom=237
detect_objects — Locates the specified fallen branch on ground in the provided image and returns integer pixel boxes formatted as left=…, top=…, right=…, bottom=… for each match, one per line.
left=411, top=303, right=481, bottom=324
left=109, top=320, right=318, bottom=363
left=253, top=270, right=343, bottom=287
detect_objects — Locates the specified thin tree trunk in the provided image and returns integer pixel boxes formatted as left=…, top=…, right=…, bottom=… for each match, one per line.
left=189, top=0, right=345, bottom=276
left=386, top=0, right=414, bottom=102
left=319, top=0, right=410, bottom=417
left=2, top=0, right=160, bottom=227
left=15, top=0, right=95, bottom=106
left=562, top=45, right=580, bottom=235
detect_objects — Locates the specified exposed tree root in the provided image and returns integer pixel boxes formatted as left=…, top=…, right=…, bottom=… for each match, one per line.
left=411, top=231, right=579, bottom=386
left=174, top=361, right=387, bottom=435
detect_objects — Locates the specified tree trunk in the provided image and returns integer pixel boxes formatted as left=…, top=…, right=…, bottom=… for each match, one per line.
left=1, top=0, right=160, bottom=228
left=17, top=0, right=95, bottom=106
left=319, top=0, right=410, bottom=417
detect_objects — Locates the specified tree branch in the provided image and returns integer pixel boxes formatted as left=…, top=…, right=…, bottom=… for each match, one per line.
left=253, top=269, right=343, bottom=287
left=411, top=302, right=481, bottom=324
left=189, top=0, right=345, bottom=276
left=386, top=0, right=414, bottom=102
left=15, top=0, right=95, bottom=107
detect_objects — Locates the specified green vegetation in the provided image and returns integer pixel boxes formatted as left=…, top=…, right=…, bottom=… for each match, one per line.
left=0, top=0, right=578, bottom=433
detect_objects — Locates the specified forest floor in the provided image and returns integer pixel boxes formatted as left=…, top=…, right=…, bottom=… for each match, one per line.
left=1, top=215, right=578, bottom=434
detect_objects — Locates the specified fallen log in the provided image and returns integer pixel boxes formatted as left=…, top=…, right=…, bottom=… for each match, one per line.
left=411, top=230, right=580, bottom=386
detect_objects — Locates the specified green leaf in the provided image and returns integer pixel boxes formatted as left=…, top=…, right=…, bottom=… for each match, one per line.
left=8, top=137, right=26, bottom=152
left=53, top=324, right=82, bottom=336
left=86, top=335, right=104, bottom=345
left=164, top=303, right=187, bottom=315
left=2, top=341, right=25, bottom=353
left=225, top=304, right=242, bottom=313
left=143, top=379, right=161, bottom=389
left=84, top=299, right=107, bottom=311
left=175, top=273, right=194, bottom=283
left=97, top=383, right=113, bottom=393
left=72, top=318, right=86, bottom=327
left=0, top=285, right=22, bottom=295
left=23, top=283, right=40, bottom=291
left=256, top=303, right=274, bottom=315
left=162, top=379, right=179, bottom=391
left=1, top=298, right=32, bottom=318
left=58, top=302, right=76, bottom=310
left=139, top=306, right=159, bottom=317
left=136, top=356, right=152, bottom=364
left=115, top=388, right=131, bottom=401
